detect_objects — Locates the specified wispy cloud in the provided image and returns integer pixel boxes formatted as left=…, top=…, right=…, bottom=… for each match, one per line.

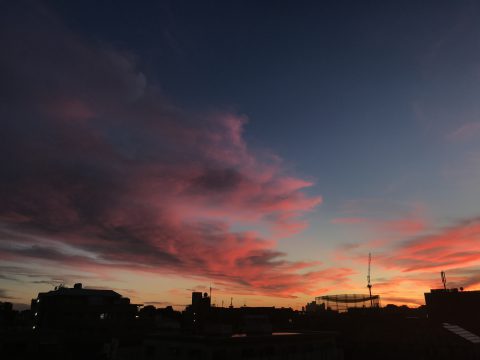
left=447, top=122, right=480, bottom=142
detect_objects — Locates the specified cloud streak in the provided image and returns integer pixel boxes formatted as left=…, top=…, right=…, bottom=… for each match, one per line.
left=447, top=122, right=480, bottom=142
left=385, top=218, right=480, bottom=273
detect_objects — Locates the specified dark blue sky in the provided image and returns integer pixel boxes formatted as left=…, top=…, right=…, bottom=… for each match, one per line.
left=45, top=0, right=480, bottom=202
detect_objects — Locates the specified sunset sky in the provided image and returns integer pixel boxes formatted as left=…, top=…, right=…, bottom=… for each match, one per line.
left=2, top=0, right=480, bottom=310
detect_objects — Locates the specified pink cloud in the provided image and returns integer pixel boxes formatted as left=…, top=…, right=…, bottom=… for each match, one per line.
left=0, top=4, right=330, bottom=299
left=330, top=213, right=480, bottom=305
left=362, top=218, right=480, bottom=280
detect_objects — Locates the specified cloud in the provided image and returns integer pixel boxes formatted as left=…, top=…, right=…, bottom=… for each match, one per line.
left=0, top=2, right=326, bottom=298
left=377, top=218, right=480, bottom=274
left=381, top=296, right=424, bottom=307
left=332, top=203, right=480, bottom=303
left=143, top=301, right=173, bottom=307
left=447, top=122, right=480, bottom=142
left=337, top=215, right=480, bottom=283
left=0, top=289, right=16, bottom=300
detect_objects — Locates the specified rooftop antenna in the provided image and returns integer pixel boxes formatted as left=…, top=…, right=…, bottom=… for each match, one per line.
left=229, top=297, right=233, bottom=308
left=367, top=253, right=373, bottom=307
left=209, top=284, right=212, bottom=299
left=441, top=271, right=447, bottom=290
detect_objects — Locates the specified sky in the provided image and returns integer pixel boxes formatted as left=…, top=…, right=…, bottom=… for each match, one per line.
left=1, top=0, right=480, bottom=310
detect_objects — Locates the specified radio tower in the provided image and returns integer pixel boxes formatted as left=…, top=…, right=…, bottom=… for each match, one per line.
left=367, top=253, right=373, bottom=307
left=441, top=271, right=447, bottom=290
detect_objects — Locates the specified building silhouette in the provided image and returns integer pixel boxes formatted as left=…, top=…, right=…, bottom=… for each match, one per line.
left=425, top=287, right=480, bottom=332
left=30, top=283, right=138, bottom=333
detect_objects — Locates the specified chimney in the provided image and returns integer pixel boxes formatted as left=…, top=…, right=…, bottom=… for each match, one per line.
left=73, top=283, right=82, bottom=289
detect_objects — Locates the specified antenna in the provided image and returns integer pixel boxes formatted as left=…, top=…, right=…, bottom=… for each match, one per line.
left=441, top=271, right=447, bottom=290
left=229, top=297, right=233, bottom=308
left=367, top=253, right=373, bottom=307
left=209, top=284, right=212, bottom=299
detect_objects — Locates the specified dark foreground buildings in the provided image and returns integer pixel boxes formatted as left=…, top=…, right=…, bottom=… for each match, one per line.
left=143, top=332, right=338, bottom=360
left=3, top=284, right=480, bottom=359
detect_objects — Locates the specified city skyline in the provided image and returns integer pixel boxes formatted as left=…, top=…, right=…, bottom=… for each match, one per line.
left=2, top=0, right=480, bottom=310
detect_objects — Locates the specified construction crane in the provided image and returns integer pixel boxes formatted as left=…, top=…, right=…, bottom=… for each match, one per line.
left=367, top=252, right=373, bottom=307
left=441, top=271, right=447, bottom=290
